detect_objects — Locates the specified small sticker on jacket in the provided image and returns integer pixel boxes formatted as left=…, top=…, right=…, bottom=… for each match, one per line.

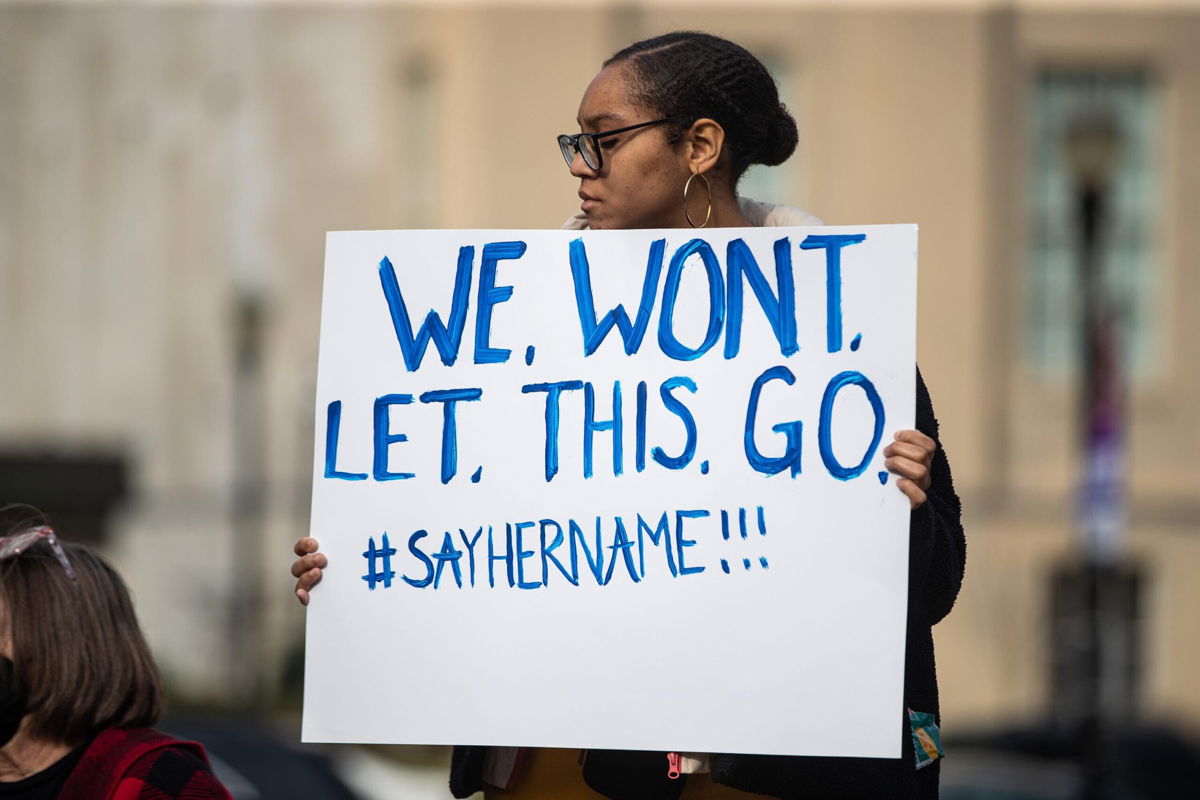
left=908, top=708, right=943, bottom=770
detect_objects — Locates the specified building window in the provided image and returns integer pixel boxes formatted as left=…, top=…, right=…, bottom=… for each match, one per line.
left=1028, top=68, right=1160, bottom=379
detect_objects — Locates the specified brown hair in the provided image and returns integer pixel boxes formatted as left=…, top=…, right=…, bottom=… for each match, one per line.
left=0, top=516, right=164, bottom=744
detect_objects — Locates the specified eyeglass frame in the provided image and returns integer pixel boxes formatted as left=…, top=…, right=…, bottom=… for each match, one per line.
left=0, top=527, right=78, bottom=584
left=557, top=116, right=679, bottom=172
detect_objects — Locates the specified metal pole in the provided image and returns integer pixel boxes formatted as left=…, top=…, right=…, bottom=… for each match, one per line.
left=231, top=293, right=268, bottom=711
left=1076, top=173, right=1105, bottom=800
left=1066, top=108, right=1122, bottom=799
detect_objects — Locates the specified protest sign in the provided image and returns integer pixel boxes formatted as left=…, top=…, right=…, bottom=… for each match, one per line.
left=302, top=224, right=917, bottom=758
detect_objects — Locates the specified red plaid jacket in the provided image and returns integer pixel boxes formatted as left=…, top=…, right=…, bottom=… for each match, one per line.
left=58, top=727, right=233, bottom=800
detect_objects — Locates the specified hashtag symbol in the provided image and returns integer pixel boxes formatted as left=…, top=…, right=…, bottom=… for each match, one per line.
left=361, top=533, right=396, bottom=590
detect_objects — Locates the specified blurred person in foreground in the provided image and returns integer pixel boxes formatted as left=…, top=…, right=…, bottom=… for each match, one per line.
left=293, top=30, right=965, bottom=800
left=0, top=512, right=232, bottom=799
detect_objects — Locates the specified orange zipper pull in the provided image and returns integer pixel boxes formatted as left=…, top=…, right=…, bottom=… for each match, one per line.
left=666, top=752, right=682, bottom=779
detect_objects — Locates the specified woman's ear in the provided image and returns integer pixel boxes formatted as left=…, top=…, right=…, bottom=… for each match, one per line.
left=684, top=118, right=726, bottom=174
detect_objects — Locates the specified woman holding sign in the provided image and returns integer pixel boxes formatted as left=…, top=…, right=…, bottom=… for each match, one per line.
left=293, top=30, right=964, bottom=800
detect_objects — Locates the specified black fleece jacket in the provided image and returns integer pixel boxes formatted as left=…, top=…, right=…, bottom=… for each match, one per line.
left=450, top=367, right=966, bottom=800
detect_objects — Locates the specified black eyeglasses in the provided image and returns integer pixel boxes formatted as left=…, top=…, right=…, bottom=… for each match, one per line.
left=557, top=117, right=675, bottom=171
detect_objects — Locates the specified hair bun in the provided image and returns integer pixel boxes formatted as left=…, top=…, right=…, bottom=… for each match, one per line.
left=759, top=104, right=798, bottom=167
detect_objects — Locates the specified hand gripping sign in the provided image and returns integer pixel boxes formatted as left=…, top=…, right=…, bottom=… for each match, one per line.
left=303, top=224, right=917, bottom=758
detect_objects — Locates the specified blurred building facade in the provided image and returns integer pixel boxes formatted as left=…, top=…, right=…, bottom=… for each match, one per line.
left=1, top=0, right=1197, bottom=739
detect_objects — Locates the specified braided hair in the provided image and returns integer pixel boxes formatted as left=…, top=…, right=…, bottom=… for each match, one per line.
left=604, top=31, right=798, bottom=183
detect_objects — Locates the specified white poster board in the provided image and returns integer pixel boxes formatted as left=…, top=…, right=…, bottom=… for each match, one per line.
left=303, top=225, right=918, bottom=758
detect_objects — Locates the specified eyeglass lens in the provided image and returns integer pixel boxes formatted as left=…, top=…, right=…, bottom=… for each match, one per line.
left=558, top=134, right=600, bottom=171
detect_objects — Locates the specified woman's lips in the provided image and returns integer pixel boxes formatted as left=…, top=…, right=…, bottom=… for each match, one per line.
left=580, top=198, right=599, bottom=212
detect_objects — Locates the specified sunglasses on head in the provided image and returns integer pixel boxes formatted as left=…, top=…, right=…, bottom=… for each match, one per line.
left=0, top=527, right=78, bottom=583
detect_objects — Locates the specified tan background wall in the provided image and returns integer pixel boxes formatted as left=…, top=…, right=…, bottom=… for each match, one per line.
left=1, top=0, right=1196, bottom=737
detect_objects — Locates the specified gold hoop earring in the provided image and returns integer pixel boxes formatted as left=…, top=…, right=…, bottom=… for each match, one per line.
left=683, top=172, right=712, bottom=228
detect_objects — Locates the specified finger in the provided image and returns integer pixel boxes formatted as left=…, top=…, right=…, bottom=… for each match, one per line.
left=296, top=566, right=323, bottom=593
left=883, top=441, right=932, bottom=464
left=894, top=429, right=937, bottom=454
left=294, top=537, right=319, bottom=557
left=290, top=555, right=326, bottom=581
left=290, top=552, right=327, bottom=579
left=885, top=456, right=929, bottom=485
left=896, top=478, right=927, bottom=509
left=296, top=586, right=309, bottom=606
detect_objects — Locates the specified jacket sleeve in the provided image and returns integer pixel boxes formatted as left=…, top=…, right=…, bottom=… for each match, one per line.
left=450, top=745, right=487, bottom=798
left=909, top=366, right=966, bottom=627
left=111, top=747, right=233, bottom=800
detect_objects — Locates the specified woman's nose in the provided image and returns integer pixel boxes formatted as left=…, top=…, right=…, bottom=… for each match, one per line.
left=568, top=149, right=597, bottom=178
